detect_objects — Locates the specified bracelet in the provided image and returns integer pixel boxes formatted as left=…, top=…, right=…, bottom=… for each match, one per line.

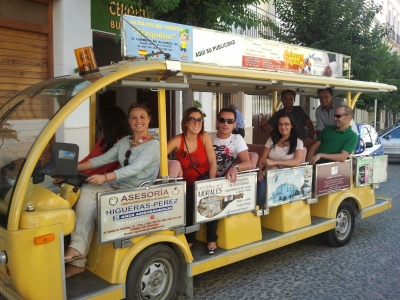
left=104, top=172, right=108, bottom=183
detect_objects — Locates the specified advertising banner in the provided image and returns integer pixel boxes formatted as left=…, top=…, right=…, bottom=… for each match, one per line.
left=192, top=28, right=243, bottom=67
left=355, top=157, right=374, bottom=186
left=122, top=15, right=193, bottom=61
left=266, top=165, right=313, bottom=207
left=373, top=155, right=388, bottom=183
left=121, top=16, right=344, bottom=77
left=194, top=173, right=257, bottom=223
left=98, top=182, right=186, bottom=244
left=315, top=160, right=352, bottom=196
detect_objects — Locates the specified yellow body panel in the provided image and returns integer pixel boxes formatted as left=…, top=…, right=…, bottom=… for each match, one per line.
left=18, top=182, right=75, bottom=234
left=191, top=219, right=334, bottom=276
left=197, top=212, right=262, bottom=249
left=0, top=225, right=64, bottom=300
left=58, top=183, right=81, bottom=208
left=85, top=227, right=192, bottom=283
left=361, top=196, right=392, bottom=218
left=261, top=201, right=311, bottom=232
left=311, top=185, right=375, bottom=219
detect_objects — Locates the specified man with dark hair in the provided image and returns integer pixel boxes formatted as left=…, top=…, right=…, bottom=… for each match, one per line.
left=230, top=104, right=245, bottom=138
left=207, top=107, right=251, bottom=254
left=307, top=105, right=358, bottom=164
left=315, top=88, right=346, bottom=137
left=260, top=90, right=315, bottom=149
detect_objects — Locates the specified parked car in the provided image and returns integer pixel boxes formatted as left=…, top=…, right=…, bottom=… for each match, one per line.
left=355, top=123, right=385, bottom=157
left=378, top=122, right=400, bottom=158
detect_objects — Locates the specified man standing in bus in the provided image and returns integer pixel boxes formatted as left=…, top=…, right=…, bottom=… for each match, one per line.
left=307, top=105, right=358, bottom=164
left=230, top=104, right=245, bottom=138
left=315, top=88, right=358, bottom=136
left=260, top=90, right=315, bottom=149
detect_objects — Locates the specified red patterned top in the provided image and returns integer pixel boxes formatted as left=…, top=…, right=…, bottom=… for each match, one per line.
left=175, top=134, right=210, bottom=185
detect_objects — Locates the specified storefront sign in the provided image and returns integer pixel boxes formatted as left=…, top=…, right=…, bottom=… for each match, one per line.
left=121, top=15, right=344, bottom=76
left=355, top=157, right=374, bottom=186
left=91, top=0, right=146, bottom=35
left=98, top=182, right=186, bottom=244
left=266, top=165, right=313, bottom=207
left=372, top=155, right=388, bottom=183
left=315, top=160, right=351, bottom=196
left=194, top=173, right=257, bottom=223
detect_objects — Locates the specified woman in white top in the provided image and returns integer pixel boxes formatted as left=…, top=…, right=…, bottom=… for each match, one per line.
left=256, top=111, right=304, bottom=207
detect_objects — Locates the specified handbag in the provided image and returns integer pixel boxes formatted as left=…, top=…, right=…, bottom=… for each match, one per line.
left=183, top=135, right=210, bottom=181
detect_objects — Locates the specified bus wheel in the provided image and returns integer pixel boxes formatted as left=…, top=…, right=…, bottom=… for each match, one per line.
left=323, top=202, right=355, bottom=247
left=126, top=244, right=179, bottom=300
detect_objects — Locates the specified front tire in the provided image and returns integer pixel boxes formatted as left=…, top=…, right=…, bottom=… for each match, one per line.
left=323, top=202, right=355, bottom=247
left=126, top=244, right=179, bottom=300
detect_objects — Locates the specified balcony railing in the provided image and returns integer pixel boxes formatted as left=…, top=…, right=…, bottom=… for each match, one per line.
left=231, top=5, right=280, bottom=40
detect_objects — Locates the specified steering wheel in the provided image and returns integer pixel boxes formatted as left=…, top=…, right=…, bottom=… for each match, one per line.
left=65, top=171, right=89, bottom=187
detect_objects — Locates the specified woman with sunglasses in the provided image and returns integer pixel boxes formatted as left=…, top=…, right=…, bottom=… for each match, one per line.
left=64, top=103, right=160, bottom=278
left=167, top=107, right=217, bottom=251
left=256, top=111, right=304, bottom=207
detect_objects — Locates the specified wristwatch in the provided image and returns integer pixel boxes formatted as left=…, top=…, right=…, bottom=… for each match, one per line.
left=231, top=163, right=239, bottom=170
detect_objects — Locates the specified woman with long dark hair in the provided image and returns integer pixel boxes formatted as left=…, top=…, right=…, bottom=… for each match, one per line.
left=256, top=111, right=304, bottom=207
left=51, top=106, right=131, bottom=186
left=167, top=107, right=217, bottom=253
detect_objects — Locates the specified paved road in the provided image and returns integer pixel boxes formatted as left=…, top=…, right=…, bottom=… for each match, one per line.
left=179, top=161, right=400, bottom=300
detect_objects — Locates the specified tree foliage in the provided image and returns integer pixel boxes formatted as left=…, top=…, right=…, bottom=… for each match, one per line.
left=261, top=0, right=397, bottom=113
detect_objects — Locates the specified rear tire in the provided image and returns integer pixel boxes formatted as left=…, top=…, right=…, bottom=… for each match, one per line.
left=323, top=202, right=355, bottom=247
left=126, top=244, right=179, bottom=300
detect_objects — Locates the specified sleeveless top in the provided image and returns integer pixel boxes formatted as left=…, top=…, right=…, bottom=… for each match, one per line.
left=175, top=134, right=210, bottom=185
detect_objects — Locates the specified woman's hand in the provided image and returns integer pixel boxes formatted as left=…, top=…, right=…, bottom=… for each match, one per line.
left=264, top=158, right=275, bottom=166
left=257, top=171, right=264, bottom=183
left=87, top=174, right=107, bottom=185
left=52, top=178, right=65, bottom=184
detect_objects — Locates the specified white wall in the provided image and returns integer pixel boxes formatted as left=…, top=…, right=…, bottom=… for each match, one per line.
left=53, top=0, right=92, bottom=160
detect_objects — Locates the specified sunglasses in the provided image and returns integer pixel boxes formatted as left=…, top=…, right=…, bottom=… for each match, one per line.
left=334, top=114, right=349, bottom=119
left=187, top=117, right=204, bottom=124
left=218, top=118, right=236, bottom=124
left=124, top=149, right=131, bottom=166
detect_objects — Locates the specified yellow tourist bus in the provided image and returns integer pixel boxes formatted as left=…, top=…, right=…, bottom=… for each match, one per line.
left=0, top=56, right=394, bottom=300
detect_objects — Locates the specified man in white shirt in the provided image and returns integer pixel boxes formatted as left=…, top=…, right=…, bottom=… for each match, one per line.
left=213, top=107, right=251, bottom=183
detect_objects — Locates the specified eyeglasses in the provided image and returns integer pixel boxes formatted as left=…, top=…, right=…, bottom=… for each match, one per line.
left=187, top=117, right=204, bottom=124
left=218, top=118, right=236, bottom=124
left=334, top=114, right=349, bottom=119
left=319, top=96, right=332, bottom=100
left=124, top=149, right=131, bottom=166
left=278, top=122, right=291, bottom=127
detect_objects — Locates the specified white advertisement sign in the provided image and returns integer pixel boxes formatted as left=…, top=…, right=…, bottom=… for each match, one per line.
left=192, top=28, right=243, bottom=67
left=194, top=172, right=257, bottom=223
left=373, top=155, right=388, bottom=183
left=98, top=182, right=186, bottom=244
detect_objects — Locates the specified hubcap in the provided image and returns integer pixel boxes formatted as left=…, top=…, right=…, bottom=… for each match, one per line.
left=140, top=259, right=172, bottom=299
left=335, top=209, right=351, bottom=241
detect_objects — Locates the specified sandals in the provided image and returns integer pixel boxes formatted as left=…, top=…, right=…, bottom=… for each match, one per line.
left=65, top=265, right=86, bottom=278
left=64, top=247, right=83, bottom=263
left=205, top=247, right=217, bottom=255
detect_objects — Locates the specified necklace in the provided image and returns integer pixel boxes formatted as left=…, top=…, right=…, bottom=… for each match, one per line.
left=129, top=132, right=149, bottom=148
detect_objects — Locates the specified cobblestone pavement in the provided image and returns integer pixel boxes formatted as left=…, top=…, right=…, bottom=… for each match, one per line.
left=178, top=161, right=400, bottom=300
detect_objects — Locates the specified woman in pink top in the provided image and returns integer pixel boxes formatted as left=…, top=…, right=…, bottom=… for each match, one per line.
left=256, top=111, right=304, bottom=207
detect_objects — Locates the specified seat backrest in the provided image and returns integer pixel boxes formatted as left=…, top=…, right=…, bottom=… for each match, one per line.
left=168, top=159, right=182, bottom=178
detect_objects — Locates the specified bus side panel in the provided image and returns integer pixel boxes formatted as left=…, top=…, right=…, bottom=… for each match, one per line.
left=311, top=186, right=375, bottom=218
left=0, top=224, right=64, bottom=300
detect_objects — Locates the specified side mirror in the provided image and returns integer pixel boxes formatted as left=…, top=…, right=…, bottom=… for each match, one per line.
left=365, top=142, right=373, bottom=148
left=384, top=135, right=391, bottom=140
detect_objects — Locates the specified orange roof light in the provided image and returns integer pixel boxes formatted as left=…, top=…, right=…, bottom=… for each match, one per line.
left=74, top=46, right=99, bottom=75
